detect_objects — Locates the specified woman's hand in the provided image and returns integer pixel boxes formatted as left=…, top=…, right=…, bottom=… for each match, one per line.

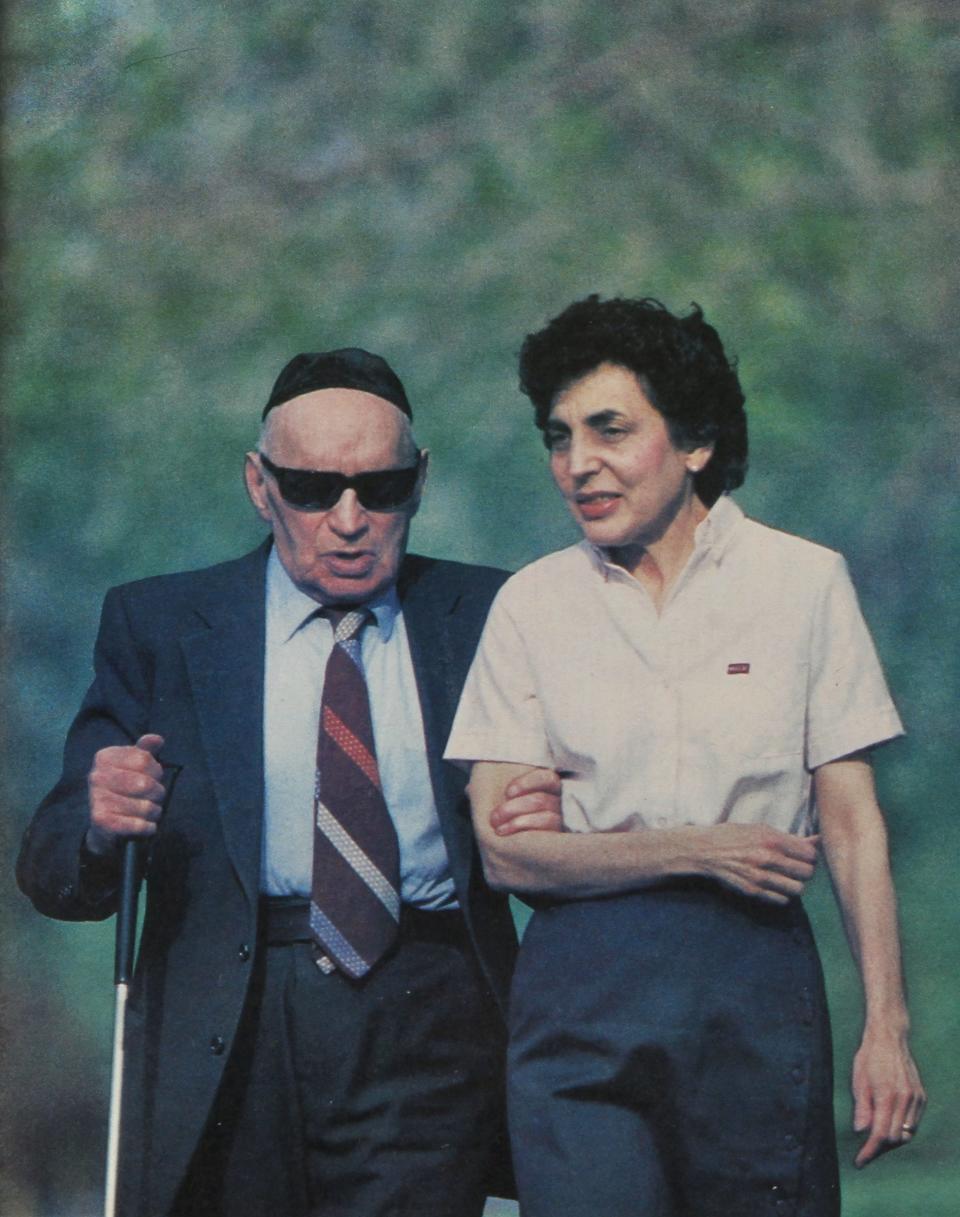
left=695, top=823, right=819, bottom=904
left=852, top=1027, right=926, bottom=1167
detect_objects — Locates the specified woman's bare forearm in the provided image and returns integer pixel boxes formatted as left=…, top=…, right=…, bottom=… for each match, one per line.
left=815, top=755, right=926, bottom=1166
left=468, top=761, right=818, bottom=903
left=818, top=763, right=910, bottom=1029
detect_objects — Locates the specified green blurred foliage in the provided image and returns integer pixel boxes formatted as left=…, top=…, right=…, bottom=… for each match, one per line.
left=3, top=1, right=958, bottom=1212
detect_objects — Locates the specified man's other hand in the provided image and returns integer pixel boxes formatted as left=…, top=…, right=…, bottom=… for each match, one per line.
left=489, top=767, right=563, bottom=836
left=86, top=733, right=166, bottom=855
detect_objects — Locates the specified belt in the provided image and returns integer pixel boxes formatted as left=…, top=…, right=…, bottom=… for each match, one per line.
left=260, top=897, right=470, bottom=949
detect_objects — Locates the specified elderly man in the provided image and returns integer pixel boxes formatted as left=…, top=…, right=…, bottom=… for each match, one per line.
left=17, top=348, right=558, bottom=1217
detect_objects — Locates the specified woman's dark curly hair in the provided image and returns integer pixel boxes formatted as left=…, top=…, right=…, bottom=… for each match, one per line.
left=518, top=295, right=748, bottom=506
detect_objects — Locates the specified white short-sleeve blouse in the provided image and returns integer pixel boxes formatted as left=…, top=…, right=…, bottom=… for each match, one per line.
left=445, top=497, right=903, bottom=837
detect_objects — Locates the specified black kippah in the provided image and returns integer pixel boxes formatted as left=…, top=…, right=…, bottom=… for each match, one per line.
left=263, top=348, right=412, bottom=420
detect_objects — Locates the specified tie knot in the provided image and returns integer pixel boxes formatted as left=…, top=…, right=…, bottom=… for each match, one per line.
left=323, top=605, right=373, bottom=644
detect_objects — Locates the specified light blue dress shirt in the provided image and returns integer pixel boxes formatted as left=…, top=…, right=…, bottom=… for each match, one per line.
left=261, top=548, right=457, bottom=908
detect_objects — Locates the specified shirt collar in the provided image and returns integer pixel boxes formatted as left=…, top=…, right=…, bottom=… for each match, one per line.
left=266, top=546, right=399, bottom=643
left=692, top=494, right=743, bottom=564
left=582, top=494, right=744, bottom=580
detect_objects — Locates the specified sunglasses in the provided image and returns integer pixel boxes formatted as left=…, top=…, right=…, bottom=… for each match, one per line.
left=258, top=451, right=423, bottom=512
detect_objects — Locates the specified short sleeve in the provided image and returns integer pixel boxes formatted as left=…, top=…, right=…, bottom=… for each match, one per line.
left=805, top=554, right=904, bottom=770
left=444, top=584, right=554, bottom=769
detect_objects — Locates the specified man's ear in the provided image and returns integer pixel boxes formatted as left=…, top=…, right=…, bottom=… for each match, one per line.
left=244, top=452, right=273, bottom=524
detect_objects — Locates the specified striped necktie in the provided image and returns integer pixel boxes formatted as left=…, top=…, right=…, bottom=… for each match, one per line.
left=309, top=607, right=401, bottom=978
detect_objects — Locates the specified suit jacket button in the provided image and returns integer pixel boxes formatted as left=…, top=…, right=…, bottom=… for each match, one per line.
left=209, top=1035, right=225, bottom=1055
left=237, top=943, right=251, bottom=962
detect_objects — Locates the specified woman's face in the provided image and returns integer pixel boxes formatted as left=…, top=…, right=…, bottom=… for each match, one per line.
left=545, top=363, right=712, bottom=554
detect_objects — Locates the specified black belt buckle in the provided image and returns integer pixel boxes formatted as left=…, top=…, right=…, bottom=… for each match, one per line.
left=261, top=897, right=312, bottom=945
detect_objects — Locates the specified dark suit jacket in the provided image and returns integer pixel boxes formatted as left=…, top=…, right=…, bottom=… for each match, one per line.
left=17, top=543, right=517, bottom=1216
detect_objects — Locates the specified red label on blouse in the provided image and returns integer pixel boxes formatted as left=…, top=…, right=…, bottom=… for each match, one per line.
left=726, top=662, right=751, bottom=675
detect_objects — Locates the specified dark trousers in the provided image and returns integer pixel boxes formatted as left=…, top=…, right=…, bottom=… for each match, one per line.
left=508, top=882, right=841, bottom=1217
left=173, top=904, right=508, bottom=1217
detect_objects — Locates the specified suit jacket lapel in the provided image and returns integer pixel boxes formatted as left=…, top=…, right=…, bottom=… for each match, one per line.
left=398, top=557, right=473, bottom=896
left=399, top=558, right=456, bottom=766
left=180, top=543, right=269, bottom=911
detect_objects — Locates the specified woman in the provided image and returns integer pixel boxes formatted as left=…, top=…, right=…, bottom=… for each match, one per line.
left=445, top=296, right=925, bottom=1217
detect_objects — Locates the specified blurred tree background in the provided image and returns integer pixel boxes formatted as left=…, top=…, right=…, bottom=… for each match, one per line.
left=2, top=1, right=958, bottom=1212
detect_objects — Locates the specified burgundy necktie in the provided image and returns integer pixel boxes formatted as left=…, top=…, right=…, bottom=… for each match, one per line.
left=310, top=608, right=401, bottom=978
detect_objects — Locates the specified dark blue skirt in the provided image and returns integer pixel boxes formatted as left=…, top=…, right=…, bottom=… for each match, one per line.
left=508, top=880, right=840, bottom=1217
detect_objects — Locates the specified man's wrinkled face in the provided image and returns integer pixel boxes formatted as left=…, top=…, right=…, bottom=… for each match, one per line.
left=245, top=389, right=427, bottom=604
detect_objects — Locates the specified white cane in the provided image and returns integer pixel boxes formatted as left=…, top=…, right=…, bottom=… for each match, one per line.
left=104, top=838, right=142, bottom=1217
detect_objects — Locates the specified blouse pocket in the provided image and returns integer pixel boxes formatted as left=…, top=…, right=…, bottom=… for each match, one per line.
left=685, top=657, right=807, bottom=761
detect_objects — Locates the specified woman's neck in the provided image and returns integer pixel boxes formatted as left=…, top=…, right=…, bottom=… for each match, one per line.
left=611, top=493, right=709, bottom=612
